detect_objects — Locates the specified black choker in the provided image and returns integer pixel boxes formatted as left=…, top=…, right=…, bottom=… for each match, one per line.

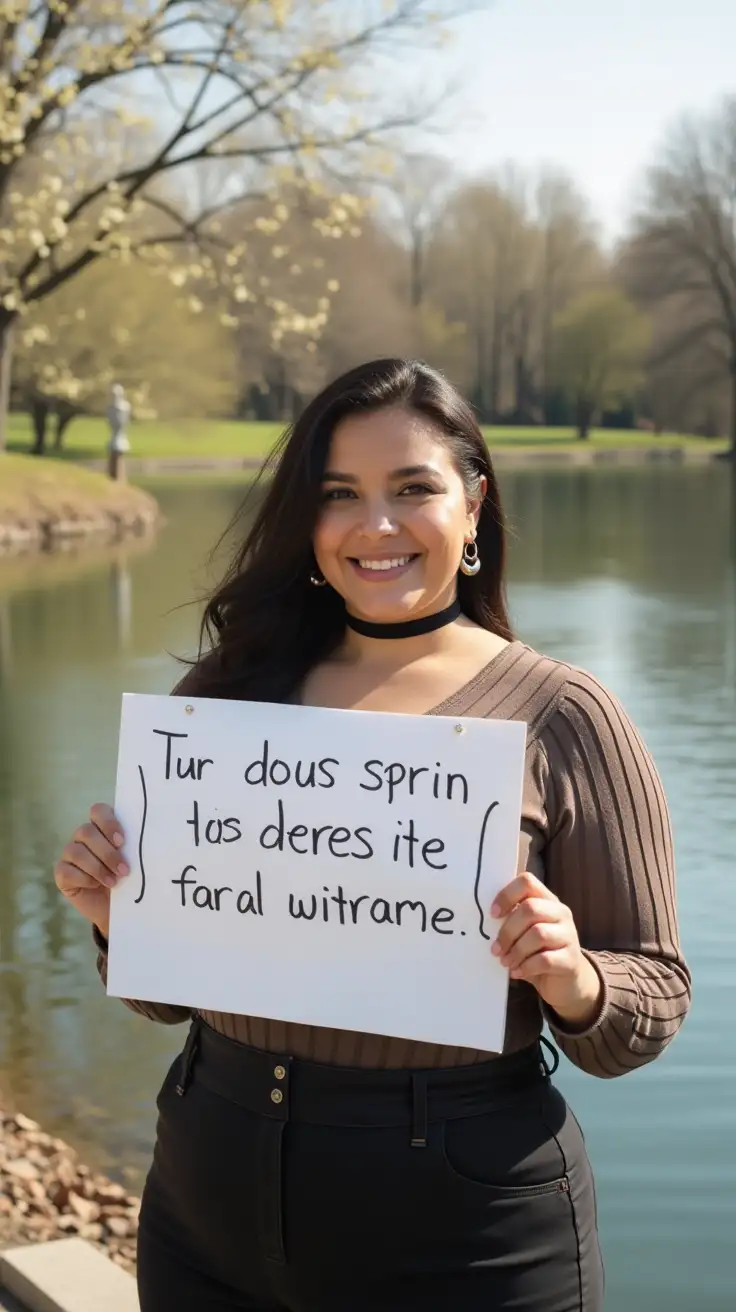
left=345, top=599, right=461, bottom=640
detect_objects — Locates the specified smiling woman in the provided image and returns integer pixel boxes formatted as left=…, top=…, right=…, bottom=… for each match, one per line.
left=53, top=359, right=690, bottom=1312
left=182, top=359, right=513, bottom=710
left=314, top=411, right=480, bottom=622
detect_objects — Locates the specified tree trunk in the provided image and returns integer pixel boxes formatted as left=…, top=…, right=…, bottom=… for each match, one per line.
left=30, top=398, right=50, bottom=455
left=488, top=312, right=503, bottom=422
left=730, top=364, right=736, bottom=459
left=0, top=316, right=15, bottom=451
left=576, top=396, right=593, bottom=439
left=410, top=233, right=423, bottom=309
left=53, top=405, right=76, bottom=450
left=473, top=316, right=486, bottom=419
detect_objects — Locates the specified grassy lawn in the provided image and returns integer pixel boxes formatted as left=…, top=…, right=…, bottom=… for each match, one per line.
left=0, top=451, right=157, bottom=523
left=4, top=411, right=726, bottom=461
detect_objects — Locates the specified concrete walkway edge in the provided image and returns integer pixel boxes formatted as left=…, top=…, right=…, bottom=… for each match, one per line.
left=0, top=1240, right=138, bottom=1312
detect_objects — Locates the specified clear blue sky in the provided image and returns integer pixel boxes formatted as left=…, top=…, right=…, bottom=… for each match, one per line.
left=429, top=0, right=736, bottom=239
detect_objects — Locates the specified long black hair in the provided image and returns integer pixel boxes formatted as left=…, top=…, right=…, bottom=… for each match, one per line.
left=188, top=358, right=514, bottom=702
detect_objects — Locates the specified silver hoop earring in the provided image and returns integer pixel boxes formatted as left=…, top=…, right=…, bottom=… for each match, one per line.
left=310, top=570, right=327, bottom=587
left=459, top=540, right=481, bottom=577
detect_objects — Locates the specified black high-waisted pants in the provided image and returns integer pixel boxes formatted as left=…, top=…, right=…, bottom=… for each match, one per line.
left=137, top=1018, right=604, bottom=1311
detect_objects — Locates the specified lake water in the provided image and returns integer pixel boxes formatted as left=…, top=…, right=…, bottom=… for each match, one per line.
left=1, top=466, right=734, bottom=1309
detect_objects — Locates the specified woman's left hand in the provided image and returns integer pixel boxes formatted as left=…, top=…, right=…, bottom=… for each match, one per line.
left=491, top=872, right=603, bottom=1030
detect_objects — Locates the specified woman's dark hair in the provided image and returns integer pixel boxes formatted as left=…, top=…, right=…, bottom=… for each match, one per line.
left=189, top=358, right=513, bottom=702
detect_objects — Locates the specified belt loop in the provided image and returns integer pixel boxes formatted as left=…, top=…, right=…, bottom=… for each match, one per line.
left=539, top=1034, right=560, bottom=1078
left=410, top=1073, right=428, bottom=1148
left=176, top=1016, right=201, bottom=1096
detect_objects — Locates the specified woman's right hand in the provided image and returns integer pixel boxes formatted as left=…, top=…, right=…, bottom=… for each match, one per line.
left=53, top=803, right=128, bottom=942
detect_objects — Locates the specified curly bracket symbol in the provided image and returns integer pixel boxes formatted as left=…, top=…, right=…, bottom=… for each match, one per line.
left=473, top=801, right=499, bottom=940
left=135, top=765, right=148, bottom=905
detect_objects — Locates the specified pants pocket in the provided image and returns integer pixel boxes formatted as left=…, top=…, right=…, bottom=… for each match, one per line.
left=440, top=1116, right=568, bottom=1198
left=439, top=1084, right=569, bottom=1194
left=437, top=1105, right=603, bottom=1310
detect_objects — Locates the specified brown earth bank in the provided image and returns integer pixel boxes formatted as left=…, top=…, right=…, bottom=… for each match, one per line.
left=0, top=1106, right=138, bottom=1275
left=0, top=454, right=160, bottom=555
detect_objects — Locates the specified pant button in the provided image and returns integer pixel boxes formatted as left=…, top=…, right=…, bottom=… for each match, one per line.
left=270, top=1088, right=284, bottom=1104
left=274, top=1065, right=286, bottom=1080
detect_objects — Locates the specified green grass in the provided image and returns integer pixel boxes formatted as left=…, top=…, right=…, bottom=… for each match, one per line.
left=4, top=412, right=726, bottom=461
left=0, top=450, right=157, bottom=522
left=6, top=414, right=283, bottom=461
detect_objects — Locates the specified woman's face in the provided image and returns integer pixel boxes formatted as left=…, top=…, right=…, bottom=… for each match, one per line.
left=313, top=406, right=481, bottom=623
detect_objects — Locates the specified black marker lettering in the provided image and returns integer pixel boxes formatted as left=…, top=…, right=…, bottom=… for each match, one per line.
left=245, top=740, right=269, bottom=786
left=396, top=899, right=427, bottom=932
left=223, top=818, right=242, bottom=842
left=422, top=837, right=447, bottom=870
left=360, top=760, right=383, bottom=792
left=295, top=760, right=316, bottom=788
left=171, top=864, right=197, bottom=907
left=352, top=828, right=374, bottom=859
left=205, top=818, right=223, bottom=844
left=447, top=772, right=469, bottom=805
left=176, top=756, right=213, bottom=781
left=311, top=824, right=331, bottom=855
left=270, top=757, right=291, bottom=786
left=350, top=894, right=369, bottom=923
left=289, top=893, right=318, bottom=920
left=317, top=758, right=339, bottom=788
left=370, top=898, right=394, bottom=925
left=474, top=802, right=499, bottom=941
left=330, top=885, right=348, bottom=924
left=236, top=873, right=263, bottom=916
left=260, top=798, right=285, bottom=851
left=431, top=908, right=455, bottom=935
left=396, top=816, right=420, bottom=868
left=186, top=798, right=200, bottom=846
left=214, top=886, right=233, bottom=910
left=287, top=823, right=309, bottom=855
left=409, top=765, right=429, bottom=794
left=327, top=827, right=351, bottom=857
left=153, top=729, right=189, bottom=780
left=386, top=763, right=406, bottom=805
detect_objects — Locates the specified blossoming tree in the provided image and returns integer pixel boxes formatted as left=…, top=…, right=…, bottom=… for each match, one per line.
left=0, top=0, right=481, bottom=445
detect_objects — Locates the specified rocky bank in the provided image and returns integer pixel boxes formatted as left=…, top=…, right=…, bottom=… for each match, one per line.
left=0, top=1107, right=138, bottom=1274
left=0, top=453, right=160, bottom=554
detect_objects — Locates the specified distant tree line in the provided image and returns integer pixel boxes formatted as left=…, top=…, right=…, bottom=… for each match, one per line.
left=2, top=2, right=736, bottom=454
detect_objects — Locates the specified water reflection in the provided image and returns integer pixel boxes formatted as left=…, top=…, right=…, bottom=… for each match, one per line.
left=0, top=465, right=734, bottom=1308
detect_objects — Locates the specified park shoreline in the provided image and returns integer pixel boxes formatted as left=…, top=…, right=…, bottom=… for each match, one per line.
left=0, top=453, right=161, bottom=555
left=80, top=443, right=729, bottom=476
left=1, top=443, right=729, bottom=556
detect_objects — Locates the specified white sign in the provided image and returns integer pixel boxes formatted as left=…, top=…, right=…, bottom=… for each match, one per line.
left=107, top=694, right=527, bottom=1053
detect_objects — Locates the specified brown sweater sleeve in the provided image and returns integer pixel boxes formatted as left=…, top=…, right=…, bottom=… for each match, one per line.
left=94, top=665, right=203, bottom=1025
left=539, top=667, right=691, bottom=1078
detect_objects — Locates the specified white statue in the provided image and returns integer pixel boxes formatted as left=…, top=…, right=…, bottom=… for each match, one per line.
left=107, top=382, right=131, bottom=454
left=107, top=383, right=132, bottom=480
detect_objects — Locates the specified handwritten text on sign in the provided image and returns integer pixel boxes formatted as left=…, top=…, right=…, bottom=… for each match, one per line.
left=107, top=695, right=527, bottom=1052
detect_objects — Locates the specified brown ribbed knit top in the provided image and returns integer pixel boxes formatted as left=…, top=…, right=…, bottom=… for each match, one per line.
left=96, top=641, right=691, bottom=1079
